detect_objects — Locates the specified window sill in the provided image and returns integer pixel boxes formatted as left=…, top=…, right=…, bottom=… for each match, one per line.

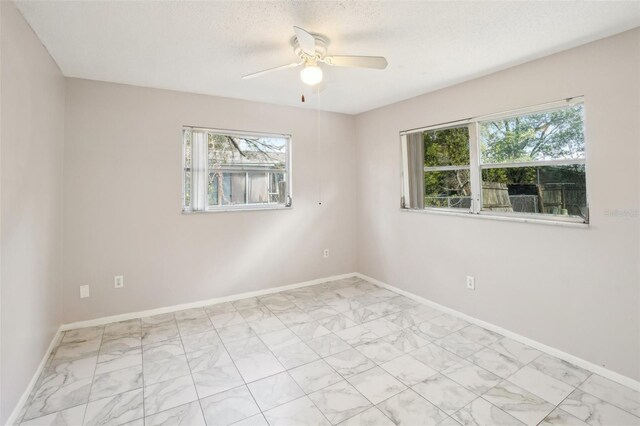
left=400, top=207, right=589, bottom=228
left=183, top=205, right=292, bottom=214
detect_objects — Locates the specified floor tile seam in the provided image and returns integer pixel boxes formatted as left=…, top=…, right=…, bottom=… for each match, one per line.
left=243, top=289, right=369, bottom=424
left=175, top=316, right=217, bottom=424
left=376, top=378, right=470, bottom=424
left=81, top=330, right=107, bottom=426
left=552, top=383, right=640, bottom=421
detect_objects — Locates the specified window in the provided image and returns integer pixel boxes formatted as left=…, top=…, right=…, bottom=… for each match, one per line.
left=183, top=127, right=291, bottom=212
left=423, top=126, right=471, bottom=209
left=401, top=98, right=588, bottom=223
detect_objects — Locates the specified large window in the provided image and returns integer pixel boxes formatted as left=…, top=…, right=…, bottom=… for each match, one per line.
left=183, top=127, right=291, bottom=212
left=401, top=98, right=588, bottom=223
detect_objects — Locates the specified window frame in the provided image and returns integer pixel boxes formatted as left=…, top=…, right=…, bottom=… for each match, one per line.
left=401, top=97, right=589, bottom=225
left=182, top=126, right=292, bottom=213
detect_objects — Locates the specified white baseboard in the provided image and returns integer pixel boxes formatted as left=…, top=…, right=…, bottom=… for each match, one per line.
left=356, top=272, right=640, bottom=392
left=6, top=326, right=64, bottom=425
left=61, top=272, right=359, bottom=331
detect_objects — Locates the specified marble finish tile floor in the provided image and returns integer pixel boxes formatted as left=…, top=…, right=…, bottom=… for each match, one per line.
left=15, top=277, right=640, bottom=425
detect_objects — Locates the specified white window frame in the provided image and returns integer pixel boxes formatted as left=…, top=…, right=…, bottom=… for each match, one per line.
left=182, top=127, right=292, bottom=213
left=401, top=97, right=588, bottom=225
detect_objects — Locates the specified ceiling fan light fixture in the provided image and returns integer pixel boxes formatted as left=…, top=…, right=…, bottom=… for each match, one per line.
left=300, top=64, right=323, bottom=86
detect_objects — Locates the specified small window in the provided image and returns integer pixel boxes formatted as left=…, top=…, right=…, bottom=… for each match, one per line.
left=401, top=98, right=588, bottom=224
left=183, top=127, right=291, bottom=212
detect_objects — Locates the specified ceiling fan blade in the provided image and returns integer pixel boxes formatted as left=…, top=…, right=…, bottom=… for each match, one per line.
left=242, top=62, right=302, bottom=79
left=323, top=55, right=388, bottom=69
left=293, top=26, right=316, bottom=56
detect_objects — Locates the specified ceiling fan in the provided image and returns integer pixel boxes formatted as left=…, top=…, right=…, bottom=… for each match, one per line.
left=242, top=26, right=388, bottom=86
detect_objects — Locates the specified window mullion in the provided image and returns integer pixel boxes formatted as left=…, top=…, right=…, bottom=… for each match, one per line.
left=424, top=165, right=470, bottom=172
left=480, top=158, right=586, bottom=169
left=469, top=122, right=481, bottom=214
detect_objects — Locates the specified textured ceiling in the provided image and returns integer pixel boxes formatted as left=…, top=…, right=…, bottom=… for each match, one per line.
left=15, top=1, right=640, bottom=114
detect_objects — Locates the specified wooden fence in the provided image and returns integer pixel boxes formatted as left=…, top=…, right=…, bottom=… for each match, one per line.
left=482, top=182, right=513, bottom=212
left=482, top=182, right=585, bottom=215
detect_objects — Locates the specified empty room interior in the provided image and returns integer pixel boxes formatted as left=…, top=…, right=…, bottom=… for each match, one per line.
left=2, top=1, right=640, bottom=425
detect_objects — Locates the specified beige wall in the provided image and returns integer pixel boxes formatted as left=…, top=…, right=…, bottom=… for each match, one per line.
left=1, top=1, right=65, bottom=422
left=62, top=79, right=357, bottom=323
left=355, top=28, right=640, bottom=381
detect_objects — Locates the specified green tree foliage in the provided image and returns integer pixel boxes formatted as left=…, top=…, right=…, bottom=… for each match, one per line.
left=423, top=105, right=585, bottom=199
left=480, top=105, right=584, bottom=185
left=424, top=127, right=470, bottom=206
left=424, top=127, right=469, bottom=167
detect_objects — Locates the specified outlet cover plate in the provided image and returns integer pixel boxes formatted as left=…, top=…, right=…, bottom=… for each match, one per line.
left=466, top=276, right=475, bottom=290
left=114, top=275, right=124, bottom=288
left=80, top=285, right=90, bottom=298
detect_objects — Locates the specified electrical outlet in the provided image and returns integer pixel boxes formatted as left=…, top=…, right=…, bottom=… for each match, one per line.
left=80, top=285, right=90, bottom=298
left=466, top=276, right=475, bottom=291
left=114, top=275, right=124, bottom=288
left=323, top=249, right=329, bottom=258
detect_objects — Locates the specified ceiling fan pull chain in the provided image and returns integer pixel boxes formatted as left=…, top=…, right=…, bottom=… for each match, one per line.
left=316, top=86, right=323, bottom=206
